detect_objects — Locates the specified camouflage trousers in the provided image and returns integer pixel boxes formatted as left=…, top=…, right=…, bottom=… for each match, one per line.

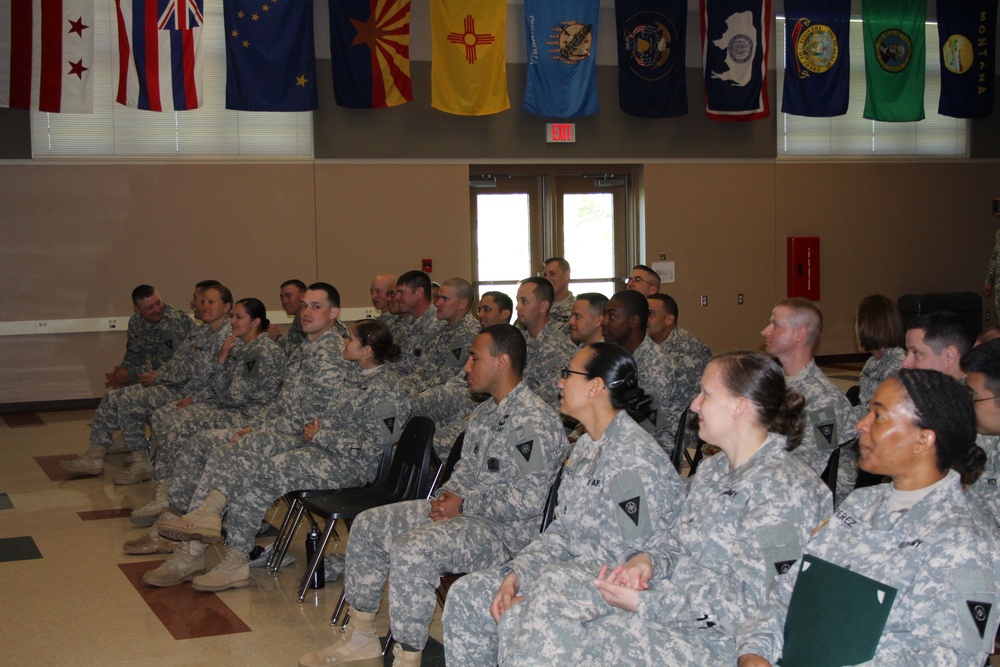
left=150, top=404, right=245, bottom=479
left=345, top=500, right=510, bottom=650
left=90, top=384, right=181, bottom=451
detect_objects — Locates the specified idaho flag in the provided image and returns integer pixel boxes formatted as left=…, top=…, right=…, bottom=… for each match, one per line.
left=329, top=0, right=412, bottom=109
left=863, top=0, right=925, bottom=122
left=937, top=0, right=996, bottom=118
left=431, top=0, right=508, bottom=116
left=615, top=0, right=687, bottom=118
left=781, top=0, right=850, bottom=117
left=701, top=0, right=771, bottom=121
left=523, top=0, right=599, bottom=118
left=224, top=0, right=317, bottom=111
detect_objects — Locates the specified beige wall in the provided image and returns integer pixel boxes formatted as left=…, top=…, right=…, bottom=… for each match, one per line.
left=0, top=160, right=995, bottom=403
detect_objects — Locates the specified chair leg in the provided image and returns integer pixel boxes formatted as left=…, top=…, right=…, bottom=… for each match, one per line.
left=382, top=629, right=394, bottom=656
left=330, top=589, right=348, bottom=626
left=269, top=500, right=305, bottom=574
left=265, top=496, right=296, bottom=570
left=298, top=519, right=336, bottom=602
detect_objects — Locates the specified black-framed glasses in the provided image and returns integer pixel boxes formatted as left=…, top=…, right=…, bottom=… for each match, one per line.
left=624, top=275, right=649, bottom=285
left=973, top=395, right=998, bottom=403
left=560, top=367, right=590, bottom=380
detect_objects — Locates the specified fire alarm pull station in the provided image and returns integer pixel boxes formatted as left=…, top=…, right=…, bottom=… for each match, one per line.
left=787, top=237, right=819, bottom=300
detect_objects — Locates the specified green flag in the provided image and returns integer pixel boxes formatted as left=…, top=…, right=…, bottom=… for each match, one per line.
left=863, top=0, right=926, bottom=121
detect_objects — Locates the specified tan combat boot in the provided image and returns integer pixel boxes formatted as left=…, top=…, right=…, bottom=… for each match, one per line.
left=123, top=510, right=181, bottom=555
left=142, top=541, right=206, bottom=587
left=129, top=478, right=172, bottom=526
left=157, top=489, right=226, bottom=543
left=190, top=548, right=250, bottom=592
left=58, top=445, right=106, bottom=475
left=297, top=609, right=382, bottom=667
left=113, top=450, right=154, bottom=485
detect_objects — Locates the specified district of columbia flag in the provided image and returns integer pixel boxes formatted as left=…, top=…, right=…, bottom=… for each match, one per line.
left=431, top=0, right=508, bottom=116
left=701, top=0, right=771, bottom=121
left=329, top=0, right=412, bottom=109
left=0, top=0, right=94, bottom=112
left=115, top=0, right=204, bottom=111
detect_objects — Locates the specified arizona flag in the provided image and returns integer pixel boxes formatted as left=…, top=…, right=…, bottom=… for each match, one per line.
left=0, top=0, right=94, bottom=112
left=116, top=0, right=204, bottom=111
left=781, top=0, right=850, bottom=117
left=330, top=0, right=412, bottom=109
left=431, top=0, right=508, bottom=116
left=615, top=0, right=688, bottom=118
left=937, top=0, right=996, bottom=118
left=701, top=0, right=771, bottom=121
left=862, top=0, right=925, bottom=122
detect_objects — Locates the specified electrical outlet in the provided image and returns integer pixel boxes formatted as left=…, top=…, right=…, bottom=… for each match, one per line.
left=700, top=296, right=708, bottom=307
left=659, top=252, right=666, bottom=261
left=738, top=293, right=744, bottom=305
left=106, top=318, right=121, bottom=330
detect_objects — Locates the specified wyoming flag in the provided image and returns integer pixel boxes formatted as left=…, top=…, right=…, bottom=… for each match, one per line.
left=431, top=0, right=508, bottom=116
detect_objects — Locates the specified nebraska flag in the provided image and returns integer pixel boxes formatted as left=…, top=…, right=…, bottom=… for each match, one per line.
left=0, top=0, right=94, bottom=112
left=701, top=0, right=771, bottom=121
left=116, top=0, right=204, bottom=111
left=329, top=0, right=412, bottom=109
left=431, top=0, right=508, bottom=116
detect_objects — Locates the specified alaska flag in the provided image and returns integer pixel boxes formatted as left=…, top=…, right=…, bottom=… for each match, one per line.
left=330, top=0, right=412, bottom=109
left=781, top=0, right=850, bottom=117
left=863, top=0, right=925, bottom=122
left=937, top=0, right=996, bottom=118
left=431, top=0, right=508, bottom=116
left=701, top=0, right=771, bottom=121
left=615, top=0, right=687, bottom=118
left=224, top=0, right=317, bottom=111
left=523, top=0, right=599, bottom=118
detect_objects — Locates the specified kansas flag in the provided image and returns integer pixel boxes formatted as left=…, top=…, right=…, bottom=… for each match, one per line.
left=863, top=0, right=925, bottom=122
left=523, top=0, right=599, bottom=118
left=615, top=0, right=687, bottom=118
left=330, top=0, right=412, bottom=109
left=116, top=0, right=203, bottom=111
left=936, top=0, right=996, bottom=118
left=431, top=0, right=508, bottom=116
left=701, top=0, right=771, bottom=121
left=781, top=0, right=850, bottom=117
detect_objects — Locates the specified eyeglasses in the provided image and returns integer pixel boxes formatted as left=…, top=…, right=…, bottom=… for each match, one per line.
left=560, top=367, right=590, bottom=380
left=624, top=275, right=649, bottom=286
left=973, top=395, right=998, bottom=403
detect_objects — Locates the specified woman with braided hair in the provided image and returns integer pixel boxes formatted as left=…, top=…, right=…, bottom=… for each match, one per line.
left=738, top=369, right=1000, bottom=667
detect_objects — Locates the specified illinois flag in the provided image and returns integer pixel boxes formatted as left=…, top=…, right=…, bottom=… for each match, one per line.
left=781, top=0, right=850, bottom=117
left=224, top=0, right=317, bottom=111
left=615, top=0, right=687, bottom=118
left=330, top=0, right=411, bottom=109
left=524, top=0, right=599, bottom=118
left=0, top=0, right=94, bottom=112
left=701, top=0, right=771, bottom=121
left=863, top=0, right=925, bottom=122
left=431, top=0, right=507, bottom=116
left=115, top=0, right=204, bottom=111
left=937, top=0, right=996, bottom=118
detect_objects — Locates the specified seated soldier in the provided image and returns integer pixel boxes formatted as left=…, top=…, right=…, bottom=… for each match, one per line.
left=567, top=292, right=607, bottom=347
left=516, top=277, right=577, bottom=411
left=625, top=264, right=660, bottom=297
left=901, top=310, right=973, bottom=380
left=647, top=293, right=712, bottom=405
left=268, top=279, right=307, bottom=355
left=542, top=257, right=574, bottom=335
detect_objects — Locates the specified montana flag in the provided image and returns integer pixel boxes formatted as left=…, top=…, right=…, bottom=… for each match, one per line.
left=701, top=0, right=771, bottom=121
left=329, top=0, right=412, bottom=109
left=862, top=0, right=925, bottom=121
left=936, top=0, right=996, bottom=118
left=523, top=0, right=599, bottom=118
left=115, top=0, right=203, bottom=111
left=0, top=0, right=94, bottom=112
left=781, top=0, right=850, bottom=117
left=615, top=0, right=687, bottom=118
left=224, top=0, right=317, bottom=111
left=431, top=0, right=507, bottom=116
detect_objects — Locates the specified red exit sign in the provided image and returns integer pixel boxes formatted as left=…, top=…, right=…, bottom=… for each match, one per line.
left=546, top=123, right=576, bottom=143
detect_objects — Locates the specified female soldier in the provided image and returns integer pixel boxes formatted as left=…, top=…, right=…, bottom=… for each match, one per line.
left=853, top=294, right=905, bottom=420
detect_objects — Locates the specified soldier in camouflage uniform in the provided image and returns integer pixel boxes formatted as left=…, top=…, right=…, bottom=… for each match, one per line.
left=269, top=279, right=307, bottom=356
left=901, top=310, right=973, bottom=380
left=394, top=270, right=445, bottom=377
left=149, top=319, right=410, bottom=592
left=961, top=341, right=1000, bottom=528
left=516, top=277, right=577, bottom=411
left=104, top=284, right=194, bottom=389
left=738, top=370, right=1000, bottom=667
left=542, top=257, right=574, bottom=336
left=647, top=293, right=712, bottom=406
left=477, top=291, right=513, bottom=330
left=624, top=264, right=660, bottom=297
left=297, top=324, right=568, bottom=667
left=852, top=295, right=905, bottom=420
left=403, top=277, right=480, bottom=394
left=984, top=227, right=1000, bottom=316
left=567, top=293, right=606, bottom=347
left=762, top=298, right=858, bottom=505
left=442, top=342, right=685, bottom=667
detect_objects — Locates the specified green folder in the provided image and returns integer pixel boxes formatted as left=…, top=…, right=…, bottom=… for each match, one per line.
left=778, top=554, right=897, bottom=667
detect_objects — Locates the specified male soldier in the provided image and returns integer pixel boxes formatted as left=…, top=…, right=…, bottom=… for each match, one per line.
left=104, top=285, right=194, bottom=389
left=370, top=273, right=395, bottom=317
left=625, top=264, right=660, bottom=297
left=901, top=311, right=973, bottom=380
left=648, top=293, right=712, bottom=404
left=404, top=277, right=479, bottom=394
left=383, top=278, right=410, bottom=343
left=603, top=291, right=685, bottom=455
left=542, top=257, right=574, bottom=334
left=567, top=292, right=607, bottom=347
left=516, top=277, right=577, bottom=411
left=762, top=298, right=858, bottom=504
left=268, top=279, right=307, bottom=355
left=477, top=291, right=513, bottom=329
left=297, top=324, right=568, bottom=667
left=960, top=340, right=1000, bottom=528
left=395, top=270, right=445, bottom=376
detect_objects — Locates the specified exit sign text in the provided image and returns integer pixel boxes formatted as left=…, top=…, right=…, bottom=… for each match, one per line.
left=546, top=123, right=576, bottom=143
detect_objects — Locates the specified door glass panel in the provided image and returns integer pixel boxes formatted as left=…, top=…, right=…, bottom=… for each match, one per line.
left=476, top=193, right=532, bottom=283
left=562, top=193, right=615, bottom=281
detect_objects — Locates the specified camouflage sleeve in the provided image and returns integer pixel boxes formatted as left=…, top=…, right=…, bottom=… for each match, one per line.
left=119, top=314, right=150, bottom=378
left=411, top=372, right=473, bottom=423
left=153, top=333, right=197, bottom=387
left=311, top=372, right=410, bottom=462
left=986, top=230, right=1000, bottom=284
left=734, top=560, right=797, bottom=663
left=217, top=340, right=287, bottom=408
left=505, top=503, right=576, bottom=584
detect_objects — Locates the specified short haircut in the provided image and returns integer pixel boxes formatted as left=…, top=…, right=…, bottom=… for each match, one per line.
left=131, top=284, right=156, bottom=305
left=481, top=323, right=527, bottom=377
left=648, top=293, right=678, bottom=319
left=442, top=277, right=474, bottom=303
left=962, top=339, right=1000, bottom=400
left=906, top=311, right=974, bottom=358
left=576, top=292, right=608, bottom=315
left=398, top=270, right=432, bottom=301
left=611, top=290, right=650, bottom=330
left=195, top=280, right=222, bottom=290
left=855, top=294, right=904, bottom=352
left=204, top=284, right=234, bottom=307
left=543, top=257, right=570, bottom=272
left=519, top=276, right=554, bottom=305
left=776, top=297, right=823, bottom=346
left=632, top=264, right=661, bottom=289
left=280, top=279, right=307, bottom=292
left=306, top=282, right=341, bottom=308
left=481, top=291, right=513, bottom=316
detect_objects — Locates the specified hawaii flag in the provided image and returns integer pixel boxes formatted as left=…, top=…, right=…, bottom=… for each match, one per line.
left=329, top=0, right=412, bottom=108
left=701, top=0, right=771, bottom=121
left=431, top=0, right=508, bottom=116
left=116, top=0, right=204, bottom=111
left=0, top=0, right=94, bottom=112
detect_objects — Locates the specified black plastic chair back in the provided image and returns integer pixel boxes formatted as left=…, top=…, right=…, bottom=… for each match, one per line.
left=540, top=463, right=564, bottom=533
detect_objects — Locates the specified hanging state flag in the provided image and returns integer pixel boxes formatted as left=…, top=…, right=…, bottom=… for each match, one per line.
left=0, top=0, right=94, bottom=113
left=431, top=0, right=508, bottom=116
left=862, top=0, right=925, bottom=122
left=701, top=0, right=771, bottom=121
left=937, top=0, right=996, bottom=118
left=615, top=0, right=687, bottom=118
left=224, top=0, right=317, bottom=111
left=329, top=0, right=412, bottom=109
left=115, top=0, right=204, bottom=111
left=523, top=0, right=599, bottom=118
left=781, top=0, right=850, bottom=117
